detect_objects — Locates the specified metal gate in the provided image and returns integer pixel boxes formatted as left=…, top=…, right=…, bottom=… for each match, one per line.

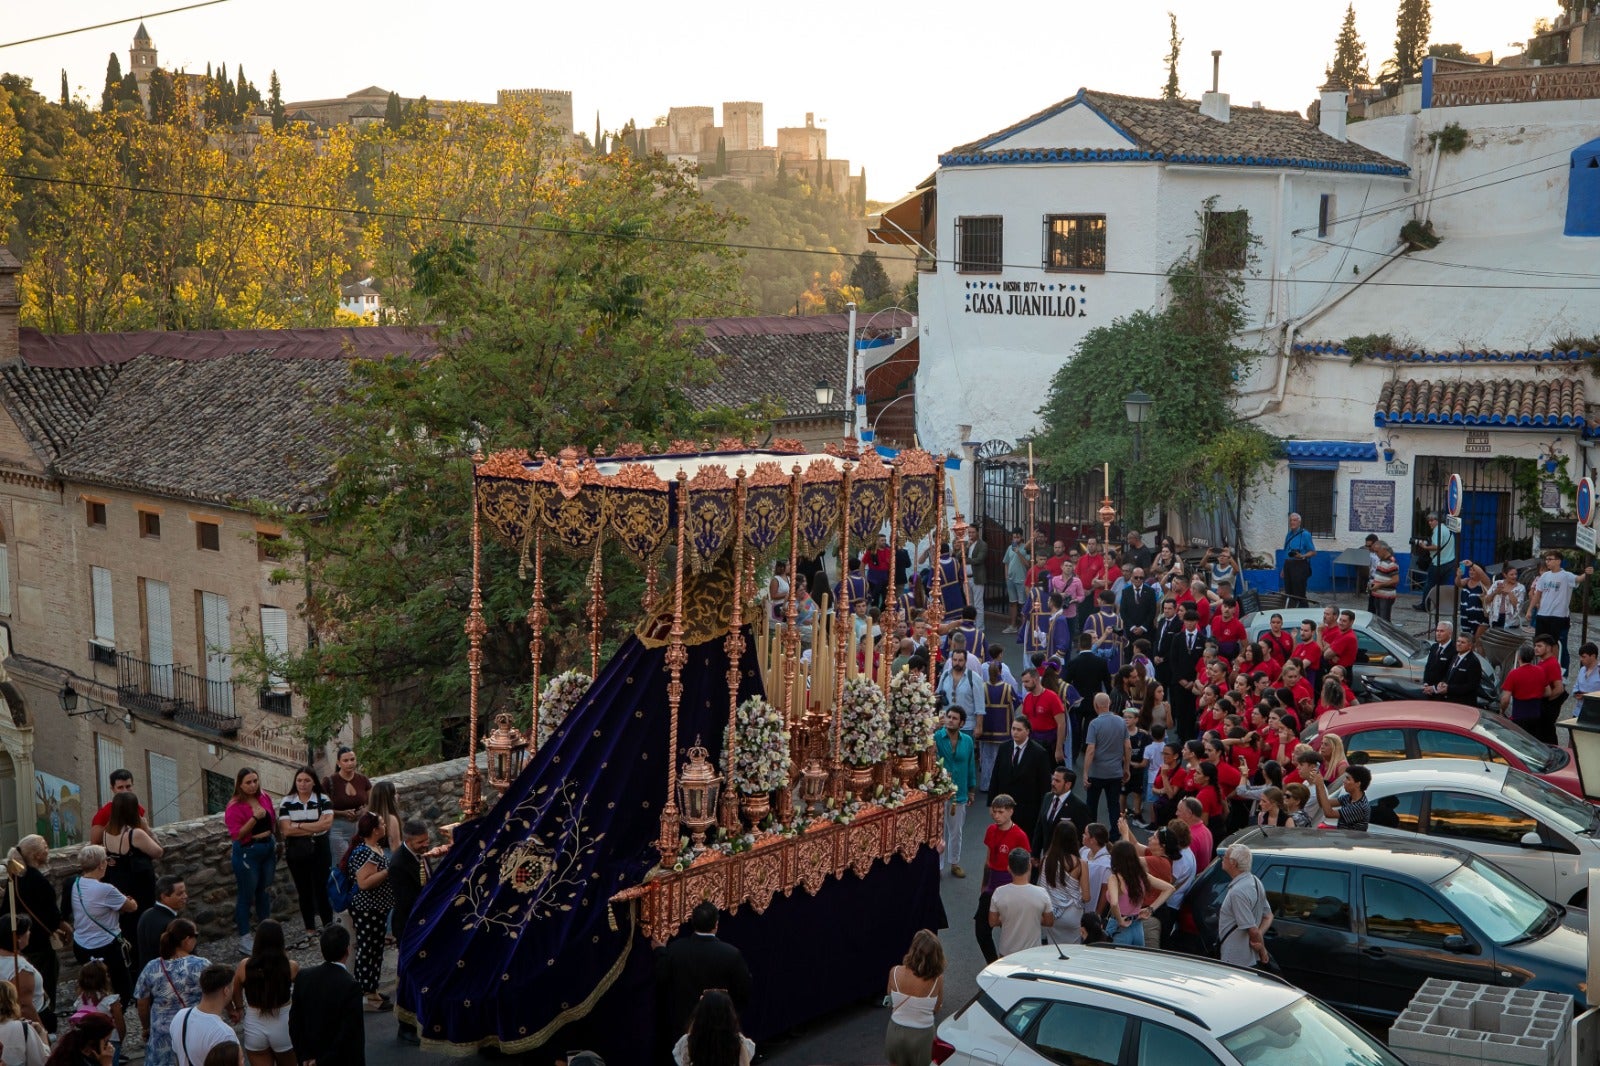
left=1412, top=456, right=1534, bottom=566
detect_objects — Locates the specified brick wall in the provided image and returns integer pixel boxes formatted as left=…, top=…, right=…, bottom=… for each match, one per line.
left=0, top=250, right=18, bottom=365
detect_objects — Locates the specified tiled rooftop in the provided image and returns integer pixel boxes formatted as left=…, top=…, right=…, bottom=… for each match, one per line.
left=1375, top=377, right=1586, bottom=428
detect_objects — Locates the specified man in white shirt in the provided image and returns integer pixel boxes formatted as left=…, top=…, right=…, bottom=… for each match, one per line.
left=171, top=965, right=240, bottom=1066
left=988, top=848, right=1053, bottom=956
left=1217, top=844, right=1273, bottom=968
left=1527, top=551, right=1595, bottom=671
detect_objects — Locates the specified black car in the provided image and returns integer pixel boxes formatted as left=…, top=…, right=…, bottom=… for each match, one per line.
left=1188, top=828, right=1590, bottom=1025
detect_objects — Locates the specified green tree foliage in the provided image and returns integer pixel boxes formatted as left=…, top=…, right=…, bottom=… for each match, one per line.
left=1426, top=42, right=1474, bottom=61
left=59, top=70, right=68, bottom=107
left=268, top=71, right=285, bottom=130
left=703, top=176, right=867, bottom=312
left=0, top=75, right=87, bottom=258
left=1325, top=3, right=1369, bottom=89
left=250, top=102, right=755, bottom=765
left=1393, top=0, right=1431, bottom=82
left=101, top=54, right=122, bottom=113
left=146, top=70, right=177, bottom=124
left=1035, top=201, right=1278, bottom=554
left=1163, top=12, right=1183, bottom=100
left=114, top=73, right=143, bottom=111
left=384, top=91, right=403, bottom=128
left=848, top=250, right=893, bottom=308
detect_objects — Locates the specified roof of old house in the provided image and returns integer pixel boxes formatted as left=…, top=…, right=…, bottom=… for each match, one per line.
left=1374, top=376, right=1586, bottom=428
left=942, top=89, right=1408, bottom=175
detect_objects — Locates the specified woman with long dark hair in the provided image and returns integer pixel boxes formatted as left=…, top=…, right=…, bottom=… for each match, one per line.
left=1103, top=840, right=1172, bottom=947
left=1040, top=821, right=1089, bottom=945
left=277, top=768, right=333, bottom=945
left=43, top=1011, right=113, bottom=1066
left=225, top=768, right=276, bottom=955
left=229, top=919, right=299, bottom=1066
left=102, top=792, right=162, bottom=962
left=322, top=748, right=371, bottom=860
left=340, top=813, right=392, bottom=1011
left=674, top=989, right=753, bottom=1066
left=132, top=919, right=206, bottom=1066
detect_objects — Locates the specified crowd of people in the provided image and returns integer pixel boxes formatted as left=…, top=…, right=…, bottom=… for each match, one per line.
left=0, top=747, right=449, bottom=1065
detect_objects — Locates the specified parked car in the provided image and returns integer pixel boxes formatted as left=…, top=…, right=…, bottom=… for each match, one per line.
left=1305, top=701, right=1584, bottom=801
left=1242, top=608, right=1497, bottom=707
left=1344, top=760, right=1600, bottom=907
left=1188, top=828, right=1590, bottom=1026
left=931, top=941, right=1409, bottom=1066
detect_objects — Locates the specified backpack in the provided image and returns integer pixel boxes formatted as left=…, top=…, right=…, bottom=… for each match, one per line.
left=327, top=858, right=355, bottom=912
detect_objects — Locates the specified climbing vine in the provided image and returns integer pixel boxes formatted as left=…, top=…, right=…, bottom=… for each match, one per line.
left=1490, top=452, right=1577, bottom=531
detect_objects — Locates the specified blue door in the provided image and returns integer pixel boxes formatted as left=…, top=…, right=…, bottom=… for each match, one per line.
left=1460, top=491, right=1501, bottom=568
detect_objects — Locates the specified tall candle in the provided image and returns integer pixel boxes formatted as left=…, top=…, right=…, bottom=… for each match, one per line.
left=1028, top=441, right=1034, bottom=476
left=1103, top=462, right=1110, bottom=497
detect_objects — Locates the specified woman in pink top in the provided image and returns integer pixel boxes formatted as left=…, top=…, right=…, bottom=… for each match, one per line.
left=226, top=768, right=277, bottom=953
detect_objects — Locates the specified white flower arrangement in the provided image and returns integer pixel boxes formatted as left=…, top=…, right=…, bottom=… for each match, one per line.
left=837, top=676, right=891, bottom=767
left=723, top=695, right=792, bottom=795
left=536, top=669, right=593, bottom=751
left=888, top=670, right=940, bottom=758
left=919, top=763, right=957, bottom=797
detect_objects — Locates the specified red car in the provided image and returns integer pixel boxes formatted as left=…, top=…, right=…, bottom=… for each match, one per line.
left=1307, top=700, right=1586, bottom=801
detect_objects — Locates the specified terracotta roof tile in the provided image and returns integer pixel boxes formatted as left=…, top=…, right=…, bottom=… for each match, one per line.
left=1375, top=377, right=1586, bottom=428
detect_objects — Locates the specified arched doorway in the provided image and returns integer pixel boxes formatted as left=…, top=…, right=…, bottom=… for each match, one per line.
left=0, top=751, right=17, bottom=854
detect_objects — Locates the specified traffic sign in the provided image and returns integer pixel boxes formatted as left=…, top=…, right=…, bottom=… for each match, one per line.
left=1579, top=477, right=1596, bottom=527
left=1446, top=516, right=1462, bottom=534
left=1446, top=473, right=1464, bottom=518
left=1579, top=523, right=1597, bottom=555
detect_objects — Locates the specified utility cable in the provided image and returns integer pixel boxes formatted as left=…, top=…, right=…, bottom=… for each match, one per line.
left=0, top=0, right=234, bottom=50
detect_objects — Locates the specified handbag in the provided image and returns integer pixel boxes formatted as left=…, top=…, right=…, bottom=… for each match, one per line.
left=159, top=959, right=187, bottom=1007
left=73, top=880, right=132, bottom=971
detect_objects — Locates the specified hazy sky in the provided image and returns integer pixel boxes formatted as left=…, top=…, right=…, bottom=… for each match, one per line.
left=5, top=0, right=1537, bottom=201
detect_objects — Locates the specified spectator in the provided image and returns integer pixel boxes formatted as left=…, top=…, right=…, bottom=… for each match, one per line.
left=988, top=848, right=1053, bottom=957
left=201, top=1046, right=242, bottom=1066
left=322, top=748, right=372, bottom=859
left=1527, top=551, right=1594, bottom=670
left=1040, top=822, right=1089, bottom=946
left=933, top=710, right=977, bottom=879
left=136, top=877, right=188, bottom=980
left=1283, top=783, right=1314, bottom=826
left=1033, top=767, right=1089, bottom=852
left=134, top=918, right=208, bottom=1066
left=288, top=926, right=363, bottom=1066
left=1487, top=565, right=1525, bottom=628
left=1082, top=695, right=1129, bottom=836
left=1103, top=840, right=1173, bottom=947
left=1572, top=643, right=1600, bottom=700
left=339, top=813, right=393, bottom=1012
left=1003, top=529, right=1031, bottom=634
left=655, top=902, right=752, bottom=1062
left=1309, top=764, right=1372, bottom=832
left=89, top=772, right=145, bottom=849
left=1178, top=798, right=1215, bottom=868
left=1411, top=512, right=1456, bottom=612
left=390, top=820, right=446, bottom=1046
left=9, top=836, right=70, bottom=1032
left=1079, top=823, right=1112, bottom=916
left=101, top=792, right=162, bottom=971
left=169, top=965, right=237, bottom=1066
left=224, top=769, right=276, bottom=956
left=1217, top=844, right=1273, bottom=968
left=674, top=989, right=754, bottom=1066
left=987, top=718, right=1051, bottom=847
left=277, top=768, right=333, bottom=946
left=44, top=1012, right=114, bottom=1066
left=974, top=795, right=1030, bottom=963
left=883, top=930, right=943, bottom=1066
left=936, top=650, right=983, bottom=738
left=228, top=919, right=297, bottom=1066
left=366, top=782, right=403, bottom=860
left=68, top=846, right=138, bottom=1002
left=1534, top=633, right=1568, bottom=744
left=1457, top=562, right=1491, bottom=647
left=0, top=916, right=47, bottom=1030
left=70, top=961, right=124, bottom=1061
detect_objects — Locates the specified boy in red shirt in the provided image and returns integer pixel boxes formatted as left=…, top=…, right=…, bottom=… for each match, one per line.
left=1320, top=610, right=1359, bottom=672
left=1290, top=621, right=1323, bottom=684
left=976, top=794, right=1033, bottom=963
left=1534, top=633, right=1567, bottom=743
left=1500, top=645, right=1547, bottom=727
left=1210, top=600, right=1247, bottom=658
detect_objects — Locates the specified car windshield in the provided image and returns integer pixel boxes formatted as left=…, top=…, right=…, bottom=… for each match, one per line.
left=1432, top=858, right=1554, bottom=945
left=1369, top=616, right=1425, bottom=658
left=1221, top=996, right=1406, bottom=1066
left=1503, top=770, right=1600, bottom=836
left=1473, top=713, right=1559, bottom=774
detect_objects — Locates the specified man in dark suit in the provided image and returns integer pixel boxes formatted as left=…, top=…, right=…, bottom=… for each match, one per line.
left=988, top=717, right=1053, bottom=848
left=1168, top=610, right=1207, bottom=739
left=1152, top=599, right=1182, bottom=689
left=1117, top=569, right=1158, bottom=648
left=290, top=924, right=364, bottom=1066
left=1032, top=766, right=1091, bottom=856
left=655, top=901, right=752, bottom=1055
left=1419, top=621, right=1456, bottom=700
left=1440, top=633, right=1484, bottom=704
left=1063, top=633, right=1112, bottom=757
left=389, top=820, right=447, bottom=1045
left=135, top=875, right=185, bottom=975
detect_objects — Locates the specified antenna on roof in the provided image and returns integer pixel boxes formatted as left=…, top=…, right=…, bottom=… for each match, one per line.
left=1055, top=937, right=1068, bottom=961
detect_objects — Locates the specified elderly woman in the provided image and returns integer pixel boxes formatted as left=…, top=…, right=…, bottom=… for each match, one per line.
left=68, top=845, right=138, bottom=1002
left=7, top=835, right=71, bottom=1032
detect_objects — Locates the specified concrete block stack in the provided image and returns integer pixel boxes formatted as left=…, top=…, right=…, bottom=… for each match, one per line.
left=1389, top=979, right=1572, bottom=1066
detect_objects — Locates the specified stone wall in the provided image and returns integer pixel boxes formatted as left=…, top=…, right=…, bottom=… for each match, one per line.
left=38, top=757, right=471, bottom=943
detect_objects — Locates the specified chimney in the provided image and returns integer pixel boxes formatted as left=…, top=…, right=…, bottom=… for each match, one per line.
left=1200, top=50, right=1231, bottom=123
left=1318, top=82, right=1349, bottom=141
left=0, top=249, right=20, bottom=365
left=805, top=112, right=814, bottom=127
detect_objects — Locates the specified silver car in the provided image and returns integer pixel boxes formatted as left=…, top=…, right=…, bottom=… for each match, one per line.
left=1351, top=759, right=1600, bottom=908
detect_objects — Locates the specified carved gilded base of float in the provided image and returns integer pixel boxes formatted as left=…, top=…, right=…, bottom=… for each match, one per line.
left=612, top=789, right=944, bottom=947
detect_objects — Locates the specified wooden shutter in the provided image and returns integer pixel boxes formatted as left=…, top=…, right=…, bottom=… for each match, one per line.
left=96, top=735, right=124, bottom=807
left=144, top=579, right=173, bottom=697
left=260, top=606, right=289, bottom=687
left=0, top=545, right=10, bottom=615
left=201, top=591, right=234, bottom=714
left=91, top=566, right=114, bottom=644
left=148, top=752, right=180, bottom=827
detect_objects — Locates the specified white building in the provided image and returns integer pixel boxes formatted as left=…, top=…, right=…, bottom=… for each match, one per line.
left=889, top=59, right=1600, bottom=592
left=340, top=279, right=383, bottom=319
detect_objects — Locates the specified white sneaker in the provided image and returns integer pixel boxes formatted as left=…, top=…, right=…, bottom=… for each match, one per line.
left=240, top=934, right=254, bottom=954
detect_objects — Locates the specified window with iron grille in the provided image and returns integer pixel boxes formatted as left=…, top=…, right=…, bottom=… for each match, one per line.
left=956, top=216, right=1003, bottom=274
left=1290, top=468, right=1337, bottom=538
left=1318, top=194, right=1336, bottom=238
left=1043, top=215, right=1106, bottom=272
left=1202, top=208, right=1250, bottom=271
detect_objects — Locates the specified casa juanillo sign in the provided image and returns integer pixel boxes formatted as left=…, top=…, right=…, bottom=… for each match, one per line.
left=964, top=279, right=1089, bottom=318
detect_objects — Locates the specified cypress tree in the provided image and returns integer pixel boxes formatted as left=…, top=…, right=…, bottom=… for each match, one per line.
left=60, top=69, right=69, bottom=107
left=102, top=53, right=122, bottom=112
left=1326, top=3, right=1369, bottom=89
left=1394, top=0, right=1430, bottom=82
left=715, top=135, right=726, bottom=176
left=1162, top=12, right=1182, bottom=100
left=148, top=69, right=177, bottom=123
left=385, top=91, right=404, bottom=127
left=594, top=111, right=602, bottom=152
left=269, top=70, right=285, bottom=130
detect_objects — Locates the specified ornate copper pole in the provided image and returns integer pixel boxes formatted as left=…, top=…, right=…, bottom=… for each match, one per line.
left=643, top=565, right=660, bottom=617
left=777, top=465, right=802, bottom=824
left=882, top=461, right=901, bottom=697
left=950, top=468, right=968, bottom=630
left=462, top=456, right=487, bottom=818
left=658, top=470, right=690, bottom=864
left=924, top=461, right=945, bottom=690
left=586, top=534, right=605, bottom=679
left=720, top=471, right=748, bottom=833
left=527, top=526, right=546, bottom=751
left=1024, top=459, right=1041, bottom=659
left=831, top=461, right=853, bottom=796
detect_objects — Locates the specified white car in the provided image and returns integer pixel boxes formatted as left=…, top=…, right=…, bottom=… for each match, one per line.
left=932, top=943, right=1409, bottom=1065
left=1351, top=759, right=1600, bottom=908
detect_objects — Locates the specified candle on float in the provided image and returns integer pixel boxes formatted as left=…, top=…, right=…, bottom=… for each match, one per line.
left=1103, top=462, right=1110, bottom=497
left=1028, top=441, right=1034, bottom=476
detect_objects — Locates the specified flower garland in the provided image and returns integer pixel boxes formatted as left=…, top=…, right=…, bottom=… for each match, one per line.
left=837, top=676, right=890, bottom=767
left=723, top=695, right=792, bottom=795
left=535, top=669, right=592, bottom=751
left=888, top=669, right=940, bottom=758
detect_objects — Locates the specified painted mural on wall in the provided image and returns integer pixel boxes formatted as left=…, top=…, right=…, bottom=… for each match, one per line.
left=34, top=771, right=82, bottom=847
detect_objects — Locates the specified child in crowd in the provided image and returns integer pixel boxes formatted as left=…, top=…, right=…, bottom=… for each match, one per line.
left=1141, top=724, right=1167, bottom=825
left=72, top=961, right=125, bottom=1066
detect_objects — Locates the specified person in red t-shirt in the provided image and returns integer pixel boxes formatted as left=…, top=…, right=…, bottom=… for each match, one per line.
left=1320, top=610, right=1359, bottom=671
left=1500, top=644, right=1548, bottom=726
left=1196, top=686, right=1227, bottom=736
left=1280, top=660, right=1315, bottom=719
left=1021, top=671, right=1068, bottom=763
left=1210, top=601, right=1247, bottom=658
left=89, top=769, right=147, bottom=845
left=1262, top=615, right=1293, bottom=661
left=1202, top=737, right=1243, bottom=793
left=1291, top=621, right=1323, bottom=677
left=1075, top=539, right=1106, bottom=592
left=981, top=796, right=1032, bottom=894
left=1533, top=633, right=1568, bottom=743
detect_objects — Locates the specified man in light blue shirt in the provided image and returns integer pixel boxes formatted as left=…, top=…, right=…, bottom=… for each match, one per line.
left=934, top=708, right=978, bottom=877
left=1411, top=512, right=1457, bottom=613
left=1281, top=513, right=1316, bottom=607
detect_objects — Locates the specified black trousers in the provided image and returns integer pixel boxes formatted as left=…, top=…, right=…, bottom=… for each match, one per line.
left=973, top=892, right=998, bottom=964
left=1283, top=558, right=1312, bottom=608
left=286, top=834, right=334, bottom=931
left=23, top=944, right=58, bottom=1033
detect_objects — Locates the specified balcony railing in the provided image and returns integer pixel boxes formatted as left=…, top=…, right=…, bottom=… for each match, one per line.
left=117, top=652, right=242, bottom=738
left=1430, top=62, right=1600, bottom=107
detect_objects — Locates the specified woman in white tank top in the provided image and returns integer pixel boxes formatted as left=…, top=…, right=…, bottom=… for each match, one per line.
left=884, top=930, right=944, bottom=1066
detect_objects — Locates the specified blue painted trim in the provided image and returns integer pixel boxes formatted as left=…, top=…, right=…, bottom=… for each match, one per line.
left=1421, top=57, right=1434, bottom=110
left=937, top=149, right=1410, bottom=176
left=1294, top=342, right=1597, bottom=364
left=1374, top=412, right=1587, bottom=429
left=1282, top=440, right=1379, bottom=461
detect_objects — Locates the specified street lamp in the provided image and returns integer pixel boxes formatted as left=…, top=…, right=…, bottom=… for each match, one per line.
left=1560, top=696, right=1600, bottom=801
left=814, top=378, right=836, bottom=408
left=1124, top=389, right=1153, bottom=463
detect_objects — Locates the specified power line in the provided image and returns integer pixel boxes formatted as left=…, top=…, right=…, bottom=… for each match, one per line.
left=7, top=168, right=1600, bottom=292
left=1299, top=234, right=1600, bottom=281
left=1294, top=156, right=1571, bottom=234
left=0, top=0, right=234, bottom=50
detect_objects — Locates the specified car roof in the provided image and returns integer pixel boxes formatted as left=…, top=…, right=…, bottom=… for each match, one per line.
left=1315, top=700, right=1483, bottom=732
left=1243, top=607, right=1374, bottom=628
left=1226, top=826, right=1471, bottom=880
left=1365, top=758, right=1511, bottom=792
left=984, top=944, right=1302, bottom=1032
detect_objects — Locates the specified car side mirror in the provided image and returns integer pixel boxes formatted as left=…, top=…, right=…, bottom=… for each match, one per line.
left=1441, top=934, right=1476, bottom=954
left=1382, top=655, right=1400, bottom=667
left=1520, top=831, right=1547, bottom=850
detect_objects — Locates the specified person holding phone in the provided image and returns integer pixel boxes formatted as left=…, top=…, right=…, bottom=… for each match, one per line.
left=1281, top=515, right=1315, bottom=608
